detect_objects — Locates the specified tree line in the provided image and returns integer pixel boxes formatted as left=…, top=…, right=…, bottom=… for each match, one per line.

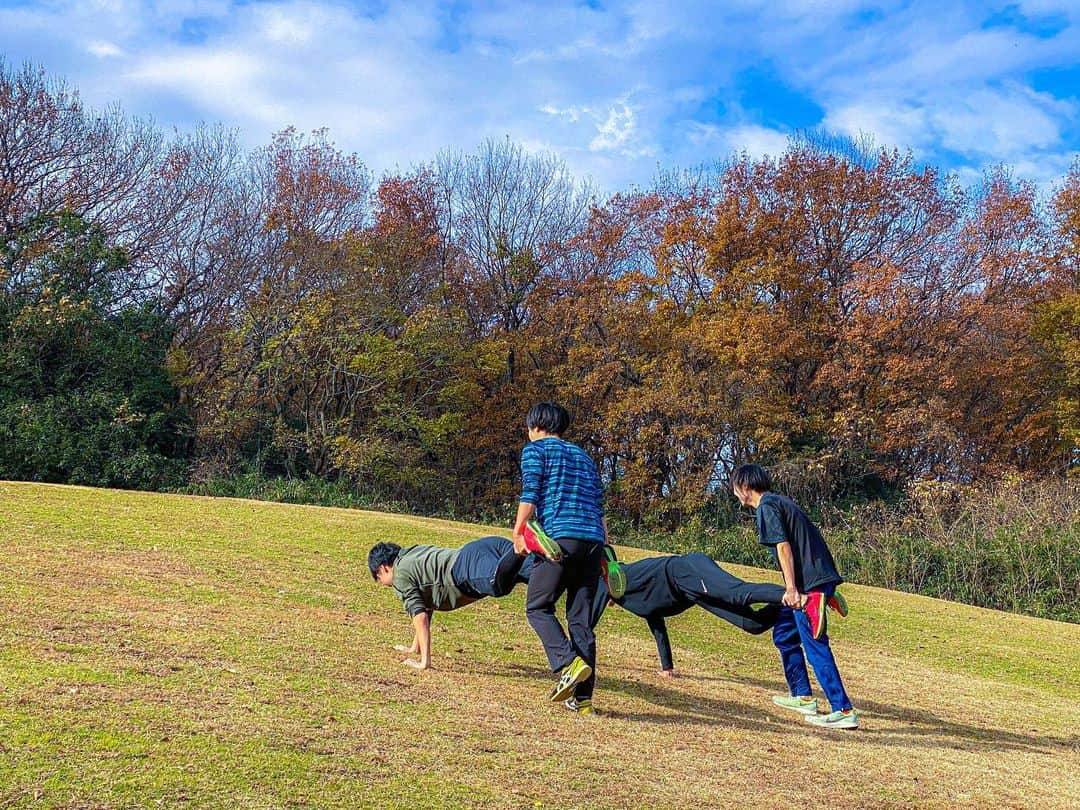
left=1, top=62, right=1077, bottom=530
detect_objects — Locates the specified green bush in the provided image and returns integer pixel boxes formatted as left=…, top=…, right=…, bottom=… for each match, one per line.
left=0, top=212, right=190, bottom=490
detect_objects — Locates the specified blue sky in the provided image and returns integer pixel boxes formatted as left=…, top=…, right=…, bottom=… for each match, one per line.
left=2, top=0, right=1079, bottom=191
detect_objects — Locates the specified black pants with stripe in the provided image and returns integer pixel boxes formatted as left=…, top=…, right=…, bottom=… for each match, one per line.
left=525, top=538, right=602, bottom=700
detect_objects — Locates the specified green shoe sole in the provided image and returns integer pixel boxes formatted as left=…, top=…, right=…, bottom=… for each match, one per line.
left=606, top=566, right=627, bottom=600
left=602, top=548, right=627, bottom=600
left=805, top=710, right=859, bottom=730
left=828, top=590, right=849, bottom=617
left=771, top=695, right=818, bottom=715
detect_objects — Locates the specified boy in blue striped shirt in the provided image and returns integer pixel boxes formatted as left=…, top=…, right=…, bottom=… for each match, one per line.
left=513, top=402, right=609, bottom=715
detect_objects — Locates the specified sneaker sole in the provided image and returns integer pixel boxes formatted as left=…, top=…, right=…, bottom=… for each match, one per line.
left=549, top=662, right=593, bottom=703
left=527, top=522, right=563, bottom=563
left=606, top=566, right=627, bottom=600
left=805, top=716, right=859, bottom=730
left=772, top=698, right=818, bottom=715
left=829, top=591, right=849, bottom=617
left=808, top=599, right=827, bottom=640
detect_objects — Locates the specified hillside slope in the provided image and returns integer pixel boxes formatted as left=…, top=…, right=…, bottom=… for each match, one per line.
left=1, top=482, right=1077, bottom=808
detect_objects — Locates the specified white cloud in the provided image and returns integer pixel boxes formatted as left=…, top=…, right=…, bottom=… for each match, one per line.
left=87, top=40, right=123, bottom=58
left=540, top=98, right=655, bottom=159
left=683, top=122, right=790, bottom=159
left=727, top=124, right=791, bottom=158
left=539, top=104, right=583, bottom=123
left=787, top=3, right=1080, bottom=186
left=126, top=49, right=287, bottom=124
left=824, top=102, right=930, bottom=153
left=824, top=85, right=1076, bottom=185
left=934, top=85, right=1073, bottom=157
left=589, top=104, right=638, bottom=152
left=1016, top=0, right=1080, bottom=19
left=1008, top=151, right=1080, bottom=187
left=260, top=7, right=315, bottom=46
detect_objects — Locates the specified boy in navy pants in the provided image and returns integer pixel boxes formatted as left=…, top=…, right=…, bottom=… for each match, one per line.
left=514, top=402, right=607, bottom=715
left=732, top=464, right=859, bottom=730
left=591, top=553, right=786, bottom=675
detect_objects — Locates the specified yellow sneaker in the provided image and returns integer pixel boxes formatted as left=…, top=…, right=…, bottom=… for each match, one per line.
left=563, top=697, right=596, bottom=716
left=549, top=656, right=592, bottom=702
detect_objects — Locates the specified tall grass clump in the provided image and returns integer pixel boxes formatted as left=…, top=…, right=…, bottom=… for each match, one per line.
left=174, top=471, right=411, bottom=513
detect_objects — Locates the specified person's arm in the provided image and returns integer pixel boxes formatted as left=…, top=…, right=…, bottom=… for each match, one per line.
left=514, top=443, right=543, bottom=541
left=402, top=610, right=432, bottom=670
left=396, top=574, right=433, bottom=666
left=512, top=501, right=536, bottom=542
left=775, top=541, right=804, bottom=608
left=602, top=516, right=610, bottom=544
left=646, top=614, right=675, bottom=675
left=757, top=500, right=804, bottom=608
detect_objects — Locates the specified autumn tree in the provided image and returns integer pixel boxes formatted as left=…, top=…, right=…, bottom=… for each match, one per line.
left=1035, top=165, right=1080, bottom=463
left=0, top=61, right=165, bottom=304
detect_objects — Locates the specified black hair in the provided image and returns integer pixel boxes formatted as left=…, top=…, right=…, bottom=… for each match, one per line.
left=732, top=463, right=772, bottom=493
left=526, top=402, right=570, bottom=436
left=368, top=542, right=402, bottom=579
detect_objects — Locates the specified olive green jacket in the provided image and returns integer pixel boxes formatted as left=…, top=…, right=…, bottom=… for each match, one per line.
left=391, top=544, right=477, bottom=617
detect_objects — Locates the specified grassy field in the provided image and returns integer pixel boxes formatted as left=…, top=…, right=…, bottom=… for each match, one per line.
left=0, top=482, right=1077, bottom=809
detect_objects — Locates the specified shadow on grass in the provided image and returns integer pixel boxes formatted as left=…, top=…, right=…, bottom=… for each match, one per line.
left=487, top=663, right=1076, bottom=753
left=675, top=672, right=1078, bottom=754
left=491, top=663, right=793, bottom=735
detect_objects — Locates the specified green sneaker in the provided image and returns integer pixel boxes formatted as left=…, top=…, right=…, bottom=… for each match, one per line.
left=601, top=545, right=626, bottom=600
left=772, top=695, right=818, bottom=715
left=563, top=697, right=596, bottom=717
left=549, top=656, right=593, bottom=702
left=805, top=709, right=859, bottom=729
left=827, top=590, right=849, bottom=617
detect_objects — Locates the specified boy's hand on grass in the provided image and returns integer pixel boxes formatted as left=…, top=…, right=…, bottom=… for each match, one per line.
left=658, top=668, right=676, bottom=679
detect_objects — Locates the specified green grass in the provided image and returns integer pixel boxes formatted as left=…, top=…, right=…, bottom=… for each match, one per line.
left=1, top=482, right=1078, bottom=808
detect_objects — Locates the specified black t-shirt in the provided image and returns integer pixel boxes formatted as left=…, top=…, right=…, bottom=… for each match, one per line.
left=755, top=493, right=842, bottom=592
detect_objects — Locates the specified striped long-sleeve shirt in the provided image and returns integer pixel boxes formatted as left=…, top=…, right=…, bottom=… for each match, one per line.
left=519, top=437, right=605, bottom=543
